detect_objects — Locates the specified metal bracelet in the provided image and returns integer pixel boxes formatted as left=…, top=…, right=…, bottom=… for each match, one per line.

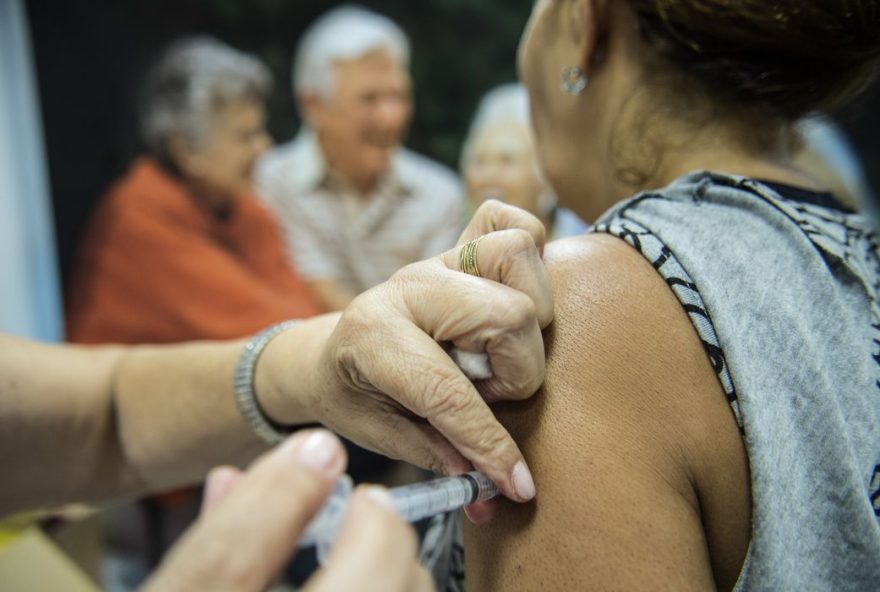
left=233, top=320, right=300, bottom=445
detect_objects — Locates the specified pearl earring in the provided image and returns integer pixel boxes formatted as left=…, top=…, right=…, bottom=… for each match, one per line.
left=561, top=66, right=588, bottom=96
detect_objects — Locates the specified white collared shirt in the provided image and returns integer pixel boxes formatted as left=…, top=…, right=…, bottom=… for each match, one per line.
left=257, top=131, right=466, bottom=294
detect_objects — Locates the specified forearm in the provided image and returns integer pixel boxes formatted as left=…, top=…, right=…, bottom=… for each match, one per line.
left=0, top=337, right=131, bottom=514
left=114, top=314, right=342, bottom=488
left=110, top=339, right=263, bottom=494
left=254, top=313, right=340, bottom=426
left=0, top=318, right=338, bottom=516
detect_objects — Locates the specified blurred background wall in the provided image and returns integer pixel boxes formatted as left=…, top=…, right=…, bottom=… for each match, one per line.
left=24, top=0, right=880, bottom=288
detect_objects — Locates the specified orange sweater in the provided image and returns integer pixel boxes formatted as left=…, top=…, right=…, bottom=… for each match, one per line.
left=67, top=158, right=321, bottom=344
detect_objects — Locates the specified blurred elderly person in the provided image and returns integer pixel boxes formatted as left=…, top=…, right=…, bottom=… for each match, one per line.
left=64, top=36, right=321, bottom=585
left=257, top=5, right=465, bottom=312
left=67, top=37, right=320, bottom=344
left=462, top=83, right=586, bottom=239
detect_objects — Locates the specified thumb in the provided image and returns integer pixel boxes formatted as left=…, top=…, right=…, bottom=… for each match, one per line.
left=144, top=430, right=347, bottom=592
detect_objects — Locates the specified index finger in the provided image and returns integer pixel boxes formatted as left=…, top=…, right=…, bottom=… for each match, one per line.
left=354, top=321, right=536, bottom=504
left=415, top=343, right=537, bottom=504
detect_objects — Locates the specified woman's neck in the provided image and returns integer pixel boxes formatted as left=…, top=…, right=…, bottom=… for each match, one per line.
left=606, top=109, right=824, bottom=199
left=647, top=141, right=824, bottom=195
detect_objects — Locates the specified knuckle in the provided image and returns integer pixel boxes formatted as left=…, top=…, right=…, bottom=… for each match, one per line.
left=413, top=443, right=448, bottom=475
left=498, top=204, right=546, bottom=242
left=423, top=372, right=473, bottom=419
left=473, top=423, right=512, bottom=455
left=334, top=303, right=374, bottom=351
left=389, top=261, right=442, bottom=306
left=491, top=292, right=536, bottom=331
left=390, top=259, right=423, bottom=282
left=506, top=350, right=544, bottom=399
left=500, top=227, right=538, bottom=257
left=483, top=377, right=528, bottom=403
left=431, top=450, right=459, bottom=475
left=508, top=372, right=543, bottom=401
left=416, top=449, right=447, bottom=475
left=476, top=198, right=506, bottom=221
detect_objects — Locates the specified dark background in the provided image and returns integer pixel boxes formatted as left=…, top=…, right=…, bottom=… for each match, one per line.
left=26, top=0, right=880, bottom=285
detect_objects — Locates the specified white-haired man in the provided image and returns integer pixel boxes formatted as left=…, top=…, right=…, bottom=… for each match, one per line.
left=258, top=5, right=465, bottom=312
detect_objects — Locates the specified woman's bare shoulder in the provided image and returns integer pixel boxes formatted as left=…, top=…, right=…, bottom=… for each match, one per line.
left=463, top=233, right=750, bottom=591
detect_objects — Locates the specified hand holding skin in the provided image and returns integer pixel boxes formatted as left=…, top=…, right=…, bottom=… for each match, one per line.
left=144, top=430, right=433, bottom=592
left=146, top=201, right=554, bottom=589
left=258, top=201, right=552, bottom=517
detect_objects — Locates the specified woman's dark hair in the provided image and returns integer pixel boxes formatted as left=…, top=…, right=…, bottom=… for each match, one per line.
left=631, top=1, right=880, bottom=121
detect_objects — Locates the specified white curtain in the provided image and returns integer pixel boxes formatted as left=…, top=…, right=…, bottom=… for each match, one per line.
left=0, top=0, right=63, bottom=341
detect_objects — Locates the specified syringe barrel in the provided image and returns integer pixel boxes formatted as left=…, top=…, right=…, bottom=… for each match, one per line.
left=390, top=471, right=499, bottom=523
left=298, top=471, right=499, bottom=553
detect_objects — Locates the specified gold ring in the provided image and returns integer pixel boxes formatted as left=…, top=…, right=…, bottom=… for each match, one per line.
left=459, top=236, right=484, bottom=277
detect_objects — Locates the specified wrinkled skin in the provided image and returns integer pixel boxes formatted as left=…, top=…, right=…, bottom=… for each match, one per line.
left=144, top=202, right=553, bottom=589
left=310, top=200, right=552, bottom=518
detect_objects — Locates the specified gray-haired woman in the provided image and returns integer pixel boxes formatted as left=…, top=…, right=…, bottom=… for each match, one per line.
left=64, top=36, right=321, bottom=588
left=67, top=36, right=321, bottom=346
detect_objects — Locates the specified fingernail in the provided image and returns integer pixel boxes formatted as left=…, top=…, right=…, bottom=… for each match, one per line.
left=203, top=469, right=223, bottom=504
left=202, top=467, right=235, bottom=511
left=512, top=461, right=536, bottom=501
left=284, top=430, right=340, bottom=476
left=359, top=486, right=398, bottom=512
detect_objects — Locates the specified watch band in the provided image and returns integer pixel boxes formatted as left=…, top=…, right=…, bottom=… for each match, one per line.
left=233, top=320, right=300, bottom=445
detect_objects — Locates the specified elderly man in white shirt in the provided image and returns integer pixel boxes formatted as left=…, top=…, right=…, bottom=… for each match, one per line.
left=258, top=5, right=465, bottom=312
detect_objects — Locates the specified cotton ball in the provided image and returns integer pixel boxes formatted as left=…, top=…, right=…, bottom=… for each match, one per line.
left=450, top=348, right=493, bottom=381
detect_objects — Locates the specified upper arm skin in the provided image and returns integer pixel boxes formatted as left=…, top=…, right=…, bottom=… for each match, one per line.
left=464, top=234, right=751, bottom=591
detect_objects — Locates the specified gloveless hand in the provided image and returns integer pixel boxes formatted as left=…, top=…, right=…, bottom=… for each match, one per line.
left=144, top=430, right=432, bottom=592
left=311, top=201, right=552, bottom=510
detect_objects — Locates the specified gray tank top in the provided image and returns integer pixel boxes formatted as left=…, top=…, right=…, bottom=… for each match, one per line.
left=425, top=171, right=880, bottom=590
left=595, top=171, right=880, bottom=590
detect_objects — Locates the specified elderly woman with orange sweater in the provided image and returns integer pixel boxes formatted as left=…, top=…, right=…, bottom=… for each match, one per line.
left=67, top=37, right=320, bottom=344
left=64, top=36, right=324, bottom=582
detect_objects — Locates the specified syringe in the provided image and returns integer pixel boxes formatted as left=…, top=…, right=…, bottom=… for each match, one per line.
left=299, top=471, right=499, bottom=562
